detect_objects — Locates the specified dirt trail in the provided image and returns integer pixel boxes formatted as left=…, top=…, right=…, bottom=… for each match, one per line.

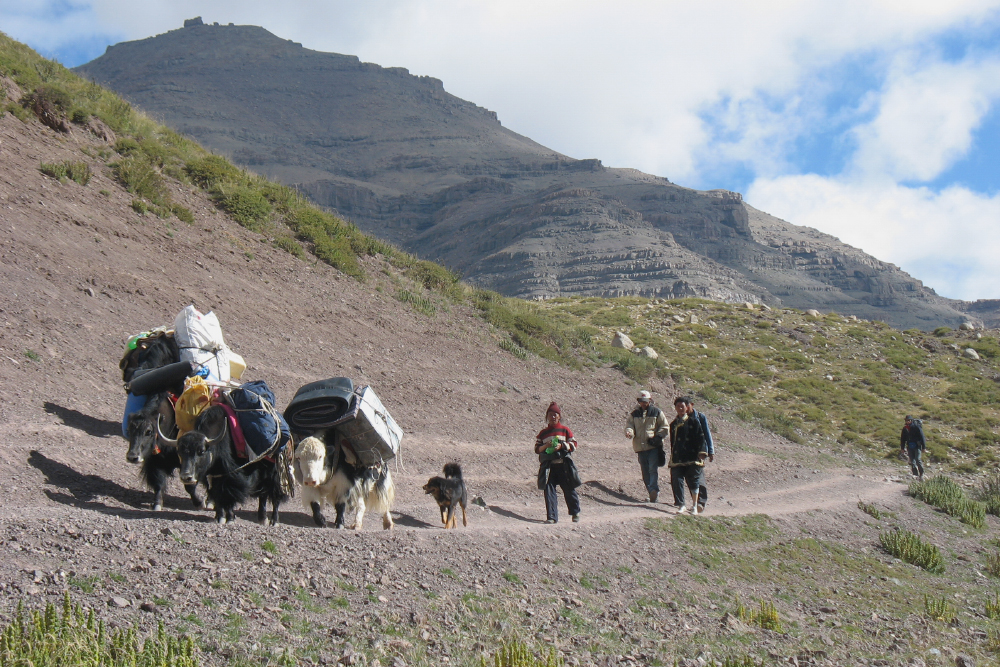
left=0, top=110, right=936, bottom=667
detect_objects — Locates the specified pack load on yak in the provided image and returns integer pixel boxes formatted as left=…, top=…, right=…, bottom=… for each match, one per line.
left=284, top=377, right=402, bottom=467
left=174, top=305, right=235, bottom=385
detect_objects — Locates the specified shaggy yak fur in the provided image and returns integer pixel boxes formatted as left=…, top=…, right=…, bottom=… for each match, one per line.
left=176, top=405, right=286, bottom=525
left=123, top=334, right=205, bottom=511
left=423, top=463, right=469, bottom=529
left=293, top=435, right=395, bottom=530
left=125, top=393, right=206, bottom=511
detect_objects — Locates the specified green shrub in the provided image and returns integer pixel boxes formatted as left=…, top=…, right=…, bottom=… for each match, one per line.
left=987, top=591, right=1000, bottom=619
left=481, top=639, right=561, bottom=667
left=217, top=185, right=271, bottom=230
left=185, top=155, right=241, bottom=188
left=909, top=476, right=986, bottom=528
left=0, top=592, right=197, bottom=667
left=933, top=326, right=952, bottom=337
left=21, top=84, right=71, bottom=130
left=980, top=472, right=1000, bottom=516
left=312, top=233, right=363, bottom=279
left=396, top=289, right=436, bottom=317
left=499, top=338, right=528, bottom=360
left=879, top=529, right=945, bottom=573
left=39, top=161, right=90, bottom=185
left=112, top=155, right=168, bottom=205
left=171, top=204, right=194, bottom=224
left=734, top=598, right=782, bottom=632
left=857, top=500, right=883, bottom=520
left=272, top=235, right=304, bottom=258
left=924, top=594, right=955, bottom=622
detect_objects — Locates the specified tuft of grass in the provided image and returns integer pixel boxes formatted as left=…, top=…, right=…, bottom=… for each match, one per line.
left=909, top=476, right=986, bottom=528
left=111, top=155, right=168, bottom=206
left=923, top=594, right=955, bottom=622
left=501, top=571, right=523, bottom=586
left=978, top=471, right=1000, bottom=516
left=272, top=235, right=304, bottom=258
left=857, top=500, right=883, bottom=520
left=0, top=591, right=197, bottom=667
left=216, top=184, right=271, bottom=231
left=39, top=161, right=91, bottom=185
left=481, top=639, right=562, bottom=667
left=987, top=591, right=1000, bottom=619
left=879, top=529, right=945, bottom=573
left=261, top=540, right=278, bottom=555
left=396, top=289, right=436, bottom=316
left=734, top=598, right=782, bottom=632
left=985, top=551, right=1000, bottom=578
left=23, top=349, right=40, bottom=362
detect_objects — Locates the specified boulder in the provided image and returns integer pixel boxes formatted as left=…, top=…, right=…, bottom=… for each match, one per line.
left=612, top=332, right=634, bottom=350
left=959, top=322, right=975, bottom=331
left=689, top=313, right=699, bottom=324
left=673, top=315, right=686, bottom=323
left=805, top=309, right=821, bottom=318
left=744, top=302, right=754, bottom=310
left=640, top=346, right=658, bottom=360
left=86, top=117, right=116, bottom=144
left=964, top=348, right=981, bottom=360
left=760, top=303, right=772, bottom=311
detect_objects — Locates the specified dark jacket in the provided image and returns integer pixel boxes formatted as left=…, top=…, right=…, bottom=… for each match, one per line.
left=668, top=413, right=708, bottom=467
left=692, top=409, right=714, bottom=456
left=900, top=422, right=926, bottom=450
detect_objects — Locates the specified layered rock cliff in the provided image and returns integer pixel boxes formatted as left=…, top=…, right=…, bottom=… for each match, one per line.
left=76, top=21, right=987, bottom=329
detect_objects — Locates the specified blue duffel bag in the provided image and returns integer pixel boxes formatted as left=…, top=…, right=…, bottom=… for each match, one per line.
left=227, top=380, right=291, bottom=459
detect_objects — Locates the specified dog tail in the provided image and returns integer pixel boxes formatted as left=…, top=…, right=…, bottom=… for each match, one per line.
left=443, top=462, right=462, bottom=479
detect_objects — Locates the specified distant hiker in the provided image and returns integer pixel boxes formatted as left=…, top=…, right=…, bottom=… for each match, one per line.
left=625, top=390, right=669, bottom=503
left=669, top=396, right=709, bottom=514
left=685, top=399, right=714, bottom=513
left=900, top=415, right=926, bottom=480
left=535, top=402, right=582, bottom=524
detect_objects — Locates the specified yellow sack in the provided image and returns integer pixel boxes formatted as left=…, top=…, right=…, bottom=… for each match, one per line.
left=175, top=376, right=213, bottom=435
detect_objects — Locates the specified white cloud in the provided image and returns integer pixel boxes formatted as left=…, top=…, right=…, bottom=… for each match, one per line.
left=850, top=54, right=1000, bottom=181
left=747, top=174, right=1000, bottom=300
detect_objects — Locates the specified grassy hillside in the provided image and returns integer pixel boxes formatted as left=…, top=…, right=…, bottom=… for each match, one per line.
left=3, top=31, right=998, bottom=470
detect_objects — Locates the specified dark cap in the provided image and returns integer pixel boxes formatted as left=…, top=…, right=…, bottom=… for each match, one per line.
left=904, top=415, right=913, bottom=421
left=546, top=402, right=561, bottom=416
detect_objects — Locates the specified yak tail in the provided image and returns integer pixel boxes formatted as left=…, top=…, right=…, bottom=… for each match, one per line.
left=443, top=462, right=462, bottom=479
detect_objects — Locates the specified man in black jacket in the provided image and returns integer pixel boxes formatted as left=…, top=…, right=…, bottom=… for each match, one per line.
left=669, top=396, right=709, bottom=514
left=900, top=415, right=926, bottom=480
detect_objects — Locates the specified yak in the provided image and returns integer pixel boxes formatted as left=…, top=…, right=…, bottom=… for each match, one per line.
left=172, top=405, right=286, bottom=525
left=293, top=434, right=394, bottom=530
left=123, top=333, right=206, bottom=511
left=125, top=393, right=207, bottom=511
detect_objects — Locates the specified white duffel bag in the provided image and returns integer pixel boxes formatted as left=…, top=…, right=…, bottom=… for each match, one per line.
left=173, top=305, right=231, bottom=384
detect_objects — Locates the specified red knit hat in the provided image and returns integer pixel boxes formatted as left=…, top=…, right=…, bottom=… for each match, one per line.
left=546, top=402, right=561, bottom=416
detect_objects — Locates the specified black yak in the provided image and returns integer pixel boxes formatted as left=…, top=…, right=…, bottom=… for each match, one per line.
left=173, top=405, right=286, bottom=525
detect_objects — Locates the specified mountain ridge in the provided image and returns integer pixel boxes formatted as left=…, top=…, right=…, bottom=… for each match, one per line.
left=75, top=21, right=997, bottom=329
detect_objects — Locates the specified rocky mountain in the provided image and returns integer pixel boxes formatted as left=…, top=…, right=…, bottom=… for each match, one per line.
left=75, top=19, right=992, bottom=329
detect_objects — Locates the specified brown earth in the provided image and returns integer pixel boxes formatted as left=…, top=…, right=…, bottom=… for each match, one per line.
left=0, top=110, right=991, bottom=667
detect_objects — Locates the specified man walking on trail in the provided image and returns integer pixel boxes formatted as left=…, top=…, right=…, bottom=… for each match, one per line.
left=686, top=399, right=714, bottom=513
left=625, top=390, right=669, bottom=503
left=669, top=396, right=709, bottom=514
left=900, top=415, right=926, bottom=480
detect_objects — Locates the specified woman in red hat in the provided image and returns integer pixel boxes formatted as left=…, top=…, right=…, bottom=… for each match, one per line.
left=534, top=402, right=582, bottom=523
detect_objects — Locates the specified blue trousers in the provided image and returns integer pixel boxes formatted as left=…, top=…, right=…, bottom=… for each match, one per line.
left=637, top=449, right=659, bottom=495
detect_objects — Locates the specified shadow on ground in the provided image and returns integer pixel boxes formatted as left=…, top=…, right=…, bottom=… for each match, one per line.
left=29, top=450, right=197, bottom=521
left=44, top=402, right=121, bottom=438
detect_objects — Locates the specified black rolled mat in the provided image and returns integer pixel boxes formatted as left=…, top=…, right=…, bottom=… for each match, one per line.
left=283, top=377, right=355, bottom=432
left=127, top=361, right=194, bottom=396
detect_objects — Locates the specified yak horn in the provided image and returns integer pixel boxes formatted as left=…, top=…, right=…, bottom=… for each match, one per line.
left=156, top=414, right=178, bottom=446
left=206, top=419, right=228, bottom=446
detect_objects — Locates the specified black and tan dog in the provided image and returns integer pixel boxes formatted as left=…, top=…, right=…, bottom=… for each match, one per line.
left=423, top=463, right=468, bottom=528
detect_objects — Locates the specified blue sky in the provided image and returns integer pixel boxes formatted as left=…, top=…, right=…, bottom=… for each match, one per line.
left=4, top=0, right=1000, bottom=302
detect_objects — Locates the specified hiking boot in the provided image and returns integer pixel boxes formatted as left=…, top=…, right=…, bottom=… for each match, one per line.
left=677, top=505, right=689, bottom=515
left=697, top=503, right=706, bottom=515
left=571, top=514, right=580, bottom=523
left=649, top=491, right=658, bottom=503
left=545, top=519, right=556, bottom=524
left=693, top=504, right=701, bottom=515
